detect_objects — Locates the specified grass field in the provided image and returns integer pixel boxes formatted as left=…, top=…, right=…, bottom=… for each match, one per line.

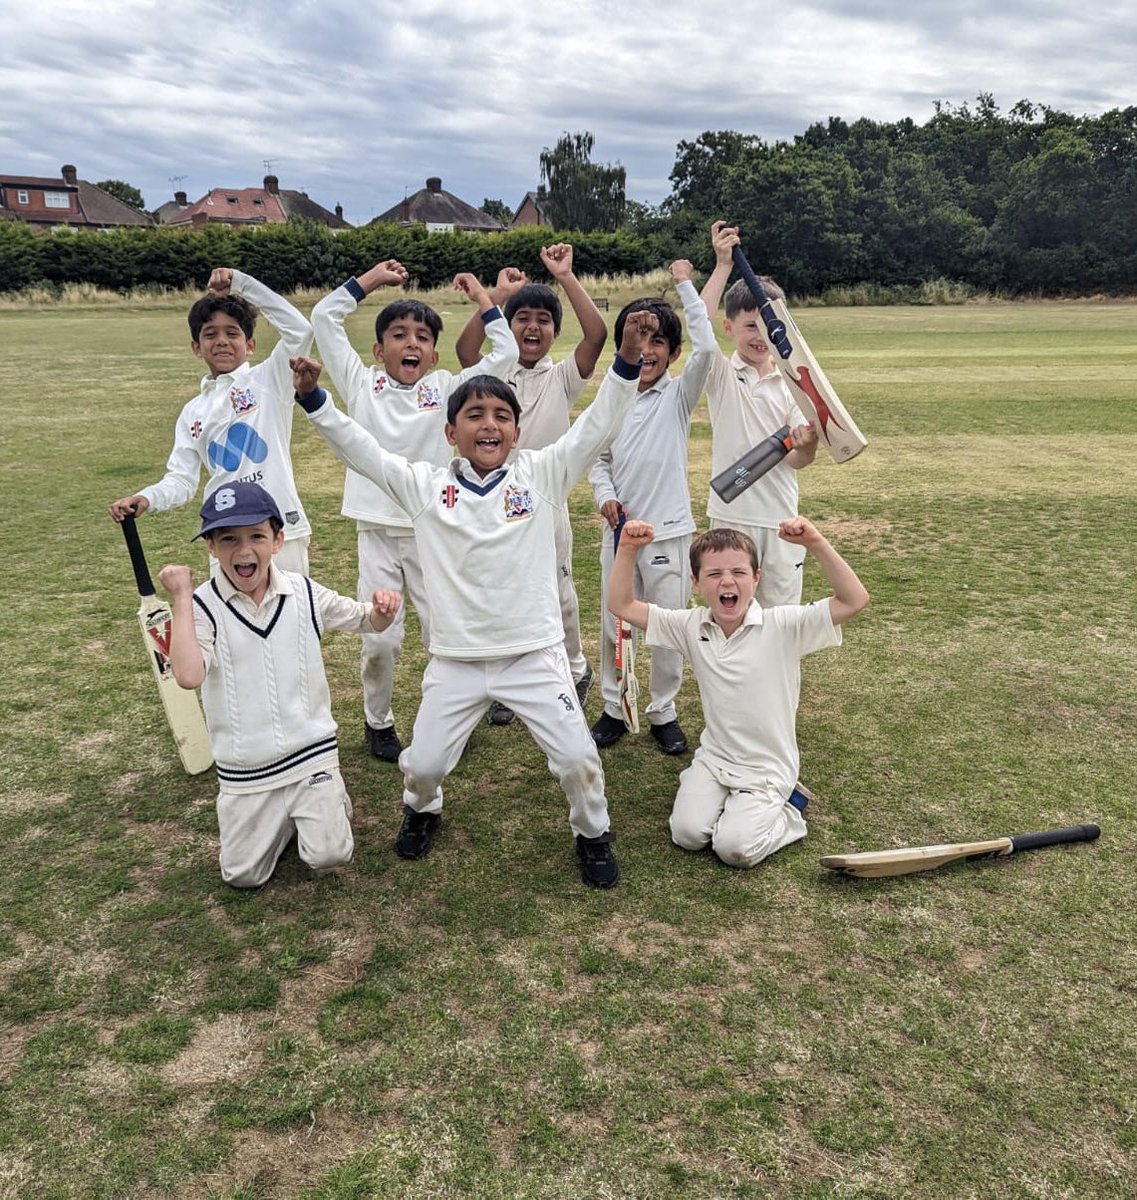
left=1, top=289, right=1135, bottom=1199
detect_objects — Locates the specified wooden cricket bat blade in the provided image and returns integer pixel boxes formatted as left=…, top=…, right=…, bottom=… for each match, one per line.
left=820, top=823, right=1100, bottom=879
left=121, top=517, right=213, bottom=776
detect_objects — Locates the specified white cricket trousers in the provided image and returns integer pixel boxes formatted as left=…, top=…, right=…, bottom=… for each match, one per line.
left=553, top=505, right=587, bottom=680
left=358, top=526, right=430, bottom=730
left=598, top=530, right=690, bottom=726
left=669, top=755, right=807, bottom=868
left=217, top=766, right=354, bottom=888
left=709, top=519, right=805, bottom=606
left=401, top=645, right=611, bottom=839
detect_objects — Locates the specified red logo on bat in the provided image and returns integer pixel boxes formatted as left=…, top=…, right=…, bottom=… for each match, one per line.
left=785, top=365, right=846, bottom=443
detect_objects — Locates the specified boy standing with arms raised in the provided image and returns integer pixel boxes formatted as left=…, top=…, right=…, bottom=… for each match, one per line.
left=588, top=261, right=717, bottom=755
left=609, top=518, right=868, bottom=868
left=311, top=262, right=518, bottom=762
left=290, top=304, right=662, bottom=888
left=158, top=481, right=401, bottom=888
left=109, top=268, right=315, bottom=572
left=701, top=221, right=819, bottom=605
left=455, top=244, right=608, bottom=724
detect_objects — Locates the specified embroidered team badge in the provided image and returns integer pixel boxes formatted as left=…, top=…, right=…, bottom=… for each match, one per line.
left=229, top=386, right=257, bottom=415
left=190, top=419, right=203, bottom=440
left=440, top=484, right=458, bottom=509
left=417, top=383, right=442, bottom=411
left=373, top=375, right=388, bottom=395
left=502, top=485, right=535, bottom=521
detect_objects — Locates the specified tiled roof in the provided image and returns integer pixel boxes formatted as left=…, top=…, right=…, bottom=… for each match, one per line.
left=167, top=188, right=288, bottom=225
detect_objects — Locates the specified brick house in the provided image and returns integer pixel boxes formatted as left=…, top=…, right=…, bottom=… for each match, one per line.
left=510, top=191, right=553, bottom=228
left=0, top=165, right=153, bottom=229
left=159, top=176, right=349, bottom=229
left=371, top=177, right=504, bottom=233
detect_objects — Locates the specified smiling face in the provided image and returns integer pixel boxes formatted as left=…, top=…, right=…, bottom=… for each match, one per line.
left=445, top=390, right=520, bottom=477
left=639, top=330, right=681, bottom=391
left=509, top=304, right=558, bottom=367
left=193, top=311, right=255, bottom=377
left=206, top=519, right=284, bottom=604
left=723, top=309, right=776, bottom=373
left=374, top=316, right=440, bottom=386
left=693, top=546, right=760, bottom=635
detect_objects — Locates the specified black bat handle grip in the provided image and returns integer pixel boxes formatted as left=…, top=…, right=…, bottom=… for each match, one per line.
left=731, top=245, right=793, bottom=362
left=120, top=515, right=156, bottom=597
left=1010, top=824, right=1101, bottom=853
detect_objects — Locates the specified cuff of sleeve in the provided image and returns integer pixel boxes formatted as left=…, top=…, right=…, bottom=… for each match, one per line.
left=612, top=354, right=642, bottom=381
left=344, top=278, right=366, bottom=303
left=295, top=386, right=328, bottom=414
left=481, top=306, right=503, bottom=325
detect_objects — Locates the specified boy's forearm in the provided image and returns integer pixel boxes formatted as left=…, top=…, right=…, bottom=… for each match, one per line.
left=608, top=548, right=650, bottom=631
left=454, top=309, right=487, bottom=370
left=231, top=270, right=312, bottom=356
left=810, top=536, right=870, bottom=623
left=453, top=309, right=519, bottom=385
left=168, top=594, right=206, bottom=689
left=311, top=284, right=369, bottom=405
left=560, top=271, right=608, bottom=374
left=700, top=262, right=732, bottom=318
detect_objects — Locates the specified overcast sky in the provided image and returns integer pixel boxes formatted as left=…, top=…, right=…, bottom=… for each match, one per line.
left=2, top=0, right=1133, bottom=225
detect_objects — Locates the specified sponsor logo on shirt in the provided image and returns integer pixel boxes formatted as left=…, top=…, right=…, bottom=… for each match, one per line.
left=208, top=422, right=269, bottom=472
left=502, top=485, right=534, bottom=521
left=229, top=386, right=257, bottom=415
left=285, top=510, right=300, bottom=526
left=308, top=771, right=332, bottom=786
left=373, top=375, right=388, bottom=395
left=190, top=419, right=203, bottom=440
left=440, top=485, right=458, bottom=509
left=417, top=383, right=442, bottom=410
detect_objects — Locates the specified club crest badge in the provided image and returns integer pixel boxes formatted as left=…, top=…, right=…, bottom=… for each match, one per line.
left=502, top=485, right=534, bottom=521
left=417, top=383, right=442, bottom=411
left=440, top=484, right=458, bottom=509
left=373, top=375, right=388, bottom=395
left=190, top=419, right=203, bottom=440
left=229, top=386, right=257, bottom=415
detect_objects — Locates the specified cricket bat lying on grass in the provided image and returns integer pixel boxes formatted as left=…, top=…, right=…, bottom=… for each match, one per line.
left=121, top=515, right=213, bottom=775
left=821, top=823, right=1100, bottom=878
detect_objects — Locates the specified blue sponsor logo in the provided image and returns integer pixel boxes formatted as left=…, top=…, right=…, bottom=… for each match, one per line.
left=208, top=423, right=268, bottom=472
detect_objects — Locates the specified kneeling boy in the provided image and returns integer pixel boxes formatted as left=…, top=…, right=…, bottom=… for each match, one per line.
left=158, top=481, right=401, bottom=887
left=289, top=310, right=659, bottom=889
left=608, top=518, right=868, bottom=868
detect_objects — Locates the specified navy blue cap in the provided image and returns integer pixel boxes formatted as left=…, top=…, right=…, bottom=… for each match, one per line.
left=194, top=482, right=283, bottom=539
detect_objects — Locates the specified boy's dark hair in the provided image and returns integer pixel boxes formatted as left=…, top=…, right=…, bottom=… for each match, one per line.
left=375, top=299, right=443, bottom=345
left=204, top=514, right=284, bottom=541
left=504, top=283, right=562, bottom=334
left=446, top=374, right=521, bottom=425
left=690, top=527, right=760, bottom=577
left=614, top=297, right=682, bottom=355
left=188, top=295, right=258, bottom=341
left=724, top=275, right=785, bottom=320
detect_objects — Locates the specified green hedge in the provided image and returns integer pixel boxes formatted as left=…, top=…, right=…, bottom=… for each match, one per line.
left=0, top=219, right=684, bottom=295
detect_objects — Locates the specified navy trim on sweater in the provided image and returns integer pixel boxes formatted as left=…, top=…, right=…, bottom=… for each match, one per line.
left=455, top=467, right=508, bottom=496
left=345, top=277, right=366, bottom=303
left=215, top=734, right=339, bottom=786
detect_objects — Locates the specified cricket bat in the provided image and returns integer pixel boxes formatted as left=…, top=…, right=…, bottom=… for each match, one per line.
left=731, top=245, right=868, bottom=464
left=820, top=823, right=1100, bottom=879
left=120, top=516, right=213, bottom=775
left=613, top=515, right=639, bottom=734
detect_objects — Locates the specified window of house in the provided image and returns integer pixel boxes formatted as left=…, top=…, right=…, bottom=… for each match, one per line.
left=226, top=195, right=238, bottom=204
left=17, top=190, right=29, bottom=204
left=253, top=197, right=264, bottom=206
left=44, top=192, right=71, bottom=208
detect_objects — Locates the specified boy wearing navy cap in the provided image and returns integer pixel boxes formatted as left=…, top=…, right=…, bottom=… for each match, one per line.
left=158, top=481, right=401, bottom=887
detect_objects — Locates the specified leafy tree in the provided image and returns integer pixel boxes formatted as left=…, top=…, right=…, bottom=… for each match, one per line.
left=537, top=132, right=625, bottom=232
left=94, top=180, right=146, bottom=211
left=480, top=198, right=512, bottom=226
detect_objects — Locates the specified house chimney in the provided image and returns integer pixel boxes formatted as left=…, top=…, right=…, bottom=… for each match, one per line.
left=61, top=164, right=78, bottom=185
left=191, top=211, right=208, bottom=228
left=426, top=177, right=442, bottom=194
left=335, top=203, right=343, bottom=220
left=264, top=174, right=279, bottom=194
left=401, top=197, right=411, bottom=222
left=174, top=191, right=187, bottom=206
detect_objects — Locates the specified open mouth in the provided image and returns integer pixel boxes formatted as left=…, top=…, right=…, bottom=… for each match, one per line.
left=234, top=563, right=258, bottom=579
left=475, top=436, right=501, bottom=451
left=718, top=591, right=739, bottom=611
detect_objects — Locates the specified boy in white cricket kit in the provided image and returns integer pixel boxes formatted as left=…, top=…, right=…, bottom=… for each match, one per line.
left=608, top=519, right=868, bottom=868
left=701, top=221, right=819, bottom=605
left=109, top=268, right=315, bottom=573
left=158, top=481, right=401, bottom=888
left=455, top=244, right=609, bottom=725
left=290, top=309, right=661, bottom=888
left=589, top=262, right=717, bottom=755
left=311, top=262, right=518, bottom=763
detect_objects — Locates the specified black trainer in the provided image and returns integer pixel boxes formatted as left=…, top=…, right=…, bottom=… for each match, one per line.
left=395, top=806, right=441, bottom=860
left=574, top=664, right=595, bottom=709
left=576, top=832, right=619, bottom=888
left=486, top=700, right=516, bottom=726
left=591, top=712, right=627, bottom=748
left=366, top=723, right=402, bottom=762
left=649, top=720, right=688, bottom=755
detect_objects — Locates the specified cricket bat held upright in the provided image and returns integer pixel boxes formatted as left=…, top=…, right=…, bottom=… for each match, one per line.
left=731, top=246, right=868, bottom=464
left=120, top=516, right=213, bottom=775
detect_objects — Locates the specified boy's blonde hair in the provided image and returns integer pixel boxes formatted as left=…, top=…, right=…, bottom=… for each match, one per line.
left=724, top=275, right=785, bottom=320
left=690, top=528, right=760, bottom=577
